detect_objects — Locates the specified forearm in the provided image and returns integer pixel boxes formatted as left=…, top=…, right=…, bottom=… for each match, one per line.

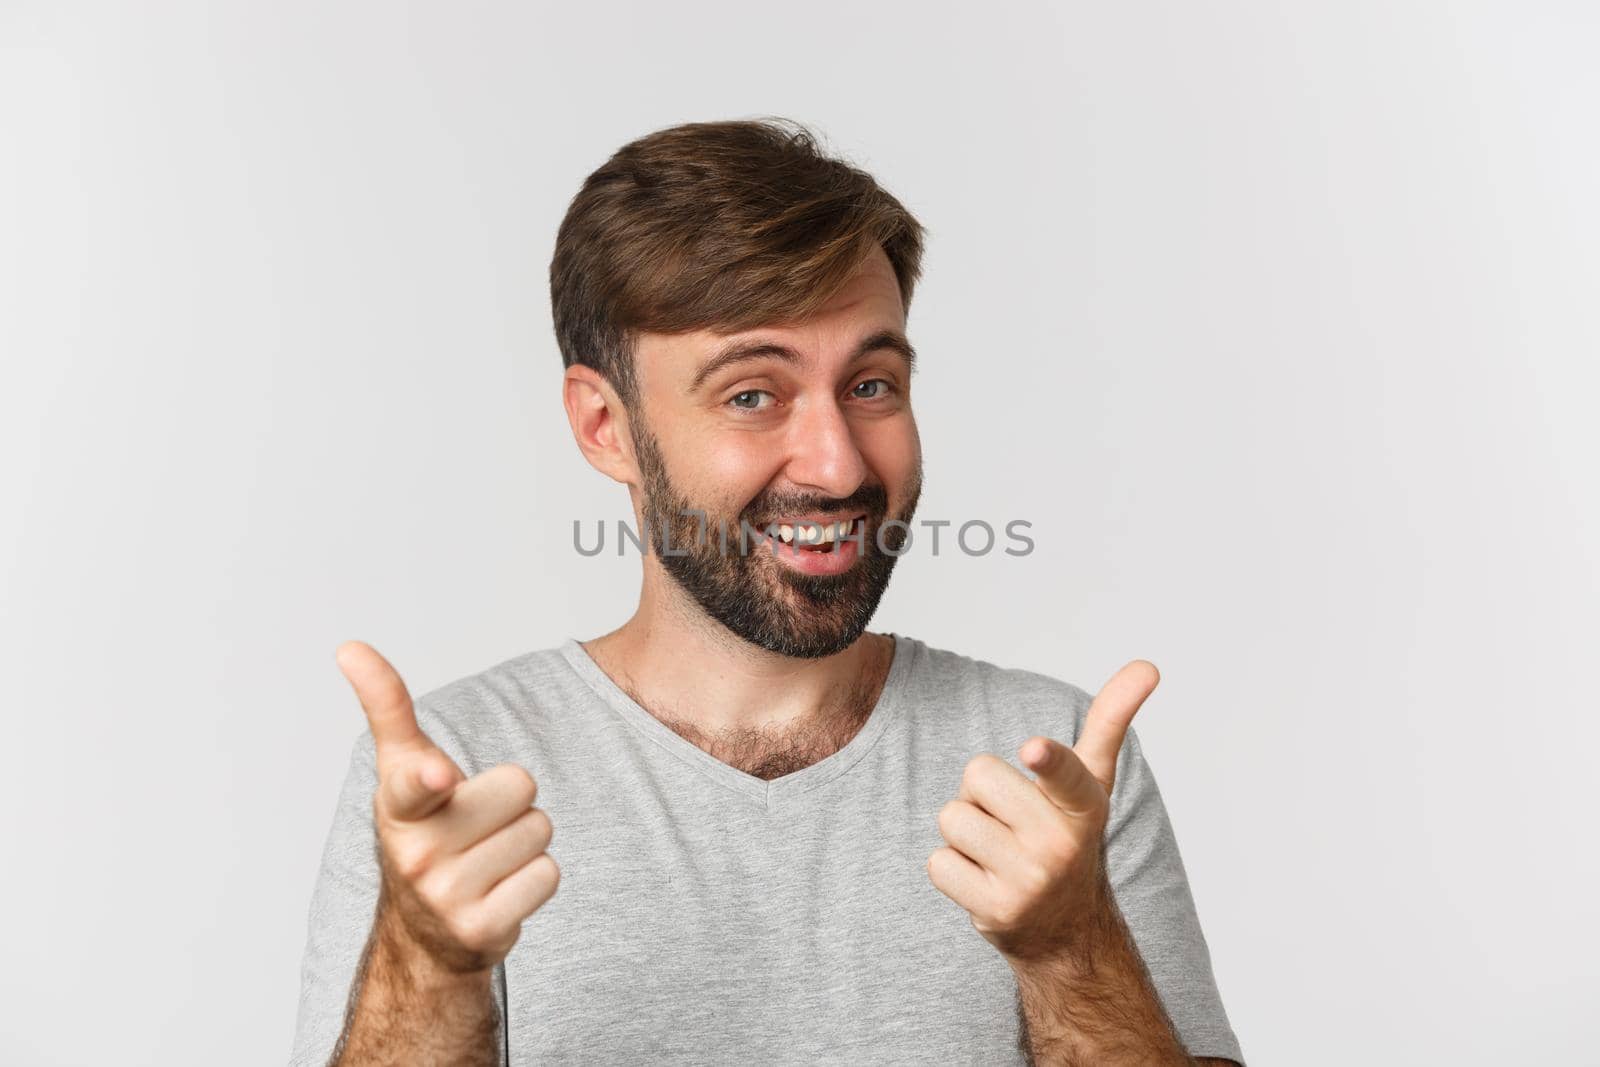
left=330, top=906, right=501, bottom=1067
left=1008, top=879, right=1192, bottom=1067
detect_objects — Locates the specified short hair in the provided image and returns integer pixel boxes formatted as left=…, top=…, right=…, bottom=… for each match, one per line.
left=548, top=117, right=928, bottom=406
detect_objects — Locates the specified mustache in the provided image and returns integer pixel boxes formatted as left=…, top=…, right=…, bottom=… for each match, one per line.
left=744, top=483, right=889, bottom=525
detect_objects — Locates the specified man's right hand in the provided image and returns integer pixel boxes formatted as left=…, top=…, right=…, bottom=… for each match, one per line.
left=336, top=640, right=561, bottom=976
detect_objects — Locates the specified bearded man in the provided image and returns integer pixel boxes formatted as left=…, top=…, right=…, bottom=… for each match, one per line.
left=291, top=117, right=1244, bottom=1067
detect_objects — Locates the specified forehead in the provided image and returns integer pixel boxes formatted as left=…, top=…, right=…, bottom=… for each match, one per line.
left=636, top=246, right=906, bottom=391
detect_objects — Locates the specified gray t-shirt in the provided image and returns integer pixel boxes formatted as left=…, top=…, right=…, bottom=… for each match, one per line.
left=291, top=633, right=1243, bottom=1065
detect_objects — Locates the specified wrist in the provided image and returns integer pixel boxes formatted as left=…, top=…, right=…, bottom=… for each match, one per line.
left=1003, top=870, right=1126, bottom=973
left=375, top=900, right=496, bottom=992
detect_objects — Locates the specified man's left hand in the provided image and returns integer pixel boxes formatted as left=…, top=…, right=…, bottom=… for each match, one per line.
left=926, top=659, right=1161, bottom=963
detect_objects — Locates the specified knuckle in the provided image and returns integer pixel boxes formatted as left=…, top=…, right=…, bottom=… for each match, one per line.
left=936, top=800, right=962, bottom=834
left=525, top=807, right=554, bottom=851
left=495, top=763, right=539, bottom=805
left=537, top=852, right=561, bottom=891
left=372, top=783, right=409, bottom=825
left=1050, top=838, right=1081, bottom=870
left=447, top=910, right=494, bottom=953
left=456, top=906, right=517, bottom=956
left=1037, top=827, right=1081, bottom=867
left=389, top=838, right=437, bottom=882
left=962, top=754, right=1000, bottom=787
left=993, top=896, right=1026, bottom=928
left=420, top=864, right=467, bottom=908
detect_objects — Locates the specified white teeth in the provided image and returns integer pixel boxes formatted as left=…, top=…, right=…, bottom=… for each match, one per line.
left=774, top=518, right=856, bottom=545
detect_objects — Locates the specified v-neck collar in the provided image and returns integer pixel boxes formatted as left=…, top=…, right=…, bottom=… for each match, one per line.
left=559, top=632, right=916, bottom=811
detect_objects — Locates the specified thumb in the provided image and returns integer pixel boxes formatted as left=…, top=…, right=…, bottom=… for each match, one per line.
left=336, top=640, right=426, bottom=758
left=1073, top=659, right=1160, bottom=794
left=336, top=641, right=464, bottom=819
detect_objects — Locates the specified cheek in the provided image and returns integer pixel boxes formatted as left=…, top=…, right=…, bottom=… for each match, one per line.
left=861, top=414, right=922, bottom=492
left=693, top=436, right=788, bottom=509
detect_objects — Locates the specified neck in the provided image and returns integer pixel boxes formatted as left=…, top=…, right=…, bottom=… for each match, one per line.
left=580, top=566, right=893, bottom=741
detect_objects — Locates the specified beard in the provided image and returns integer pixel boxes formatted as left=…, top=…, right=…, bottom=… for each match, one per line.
left=631, top=418, right=921, bottom=659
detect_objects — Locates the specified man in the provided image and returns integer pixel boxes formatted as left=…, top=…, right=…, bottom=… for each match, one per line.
left=291, top=117, right=1243, bottom=1066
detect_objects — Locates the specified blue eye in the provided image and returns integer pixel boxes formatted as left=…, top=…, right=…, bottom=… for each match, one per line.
left=730, top=390, right=772, bottom=410
left=853, top=379, right=891, bottom=399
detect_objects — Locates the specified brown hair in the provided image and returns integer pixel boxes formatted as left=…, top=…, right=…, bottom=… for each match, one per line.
left=549, top=116, right=928, bottom=406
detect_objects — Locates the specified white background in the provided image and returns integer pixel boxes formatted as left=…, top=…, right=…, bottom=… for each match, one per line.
left=3, top=2, right=1596, bottom=1064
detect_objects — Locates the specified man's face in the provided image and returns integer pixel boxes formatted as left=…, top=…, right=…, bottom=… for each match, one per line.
left=627, top=246, right=923, bottom=659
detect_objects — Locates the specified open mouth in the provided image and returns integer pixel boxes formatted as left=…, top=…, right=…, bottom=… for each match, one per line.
left=766, top=515, right=867, bottom=555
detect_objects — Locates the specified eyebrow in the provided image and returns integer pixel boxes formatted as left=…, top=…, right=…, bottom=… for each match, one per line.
left=688, top=328, right=918, bottom=392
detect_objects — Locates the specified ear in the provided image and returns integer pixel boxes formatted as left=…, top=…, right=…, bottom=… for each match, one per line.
left=563, top=365, right=639, bottom=485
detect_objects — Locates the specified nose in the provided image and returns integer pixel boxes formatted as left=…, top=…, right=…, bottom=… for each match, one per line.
left=782, top=396, right=868, bottom=501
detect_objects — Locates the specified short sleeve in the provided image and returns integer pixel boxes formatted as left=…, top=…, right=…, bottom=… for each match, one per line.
left=1103, top=726, right=1244, bottom=1065
left=288, top=728, right=510, bottom=1066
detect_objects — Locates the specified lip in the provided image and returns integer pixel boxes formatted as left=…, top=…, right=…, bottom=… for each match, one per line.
left=758, top=510, right=867, bottom=531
